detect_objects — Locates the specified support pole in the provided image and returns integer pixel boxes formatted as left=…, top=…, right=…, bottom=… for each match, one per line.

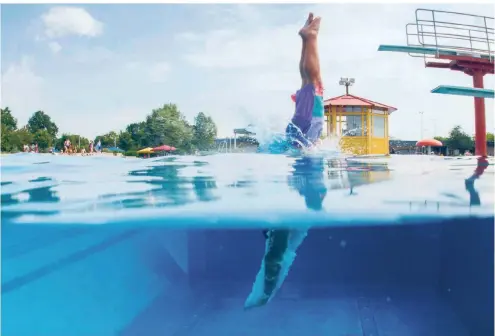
left=472, top=71, right=487, bottom=157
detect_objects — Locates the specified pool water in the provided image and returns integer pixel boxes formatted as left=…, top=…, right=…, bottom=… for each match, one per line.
left=1, top=152, right=494, bottom=336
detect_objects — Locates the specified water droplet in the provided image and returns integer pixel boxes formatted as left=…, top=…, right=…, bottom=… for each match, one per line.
left=340, top=240, right=347, bottom=248
left=386, top=296, right=391, bottom=302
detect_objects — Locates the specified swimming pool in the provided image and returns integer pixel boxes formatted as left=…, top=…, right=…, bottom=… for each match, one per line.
left=1, top=153, right=494, bottom=335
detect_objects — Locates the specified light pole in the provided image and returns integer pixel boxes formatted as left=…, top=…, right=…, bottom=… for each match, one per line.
left=339, top=77, right=355, bottom=95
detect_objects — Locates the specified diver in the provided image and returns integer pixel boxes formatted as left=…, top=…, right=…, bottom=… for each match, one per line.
left=247, top=13, right=326, bottom=306
left=249, top=155, right=327, bottom=308
left=285, top=12, right=324, bottom=150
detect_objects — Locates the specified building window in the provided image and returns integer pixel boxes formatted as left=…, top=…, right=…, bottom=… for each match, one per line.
left=372, top=108, right=386, bottom=115
left=372, top=115, right=385, bottom=137
left=324, top=114, right=332, bottom=136
left=343, top=106, right=363, bottom=112
left=363, top=114, right=368, bottom=136
left=340, top=115, right=363, bottom=136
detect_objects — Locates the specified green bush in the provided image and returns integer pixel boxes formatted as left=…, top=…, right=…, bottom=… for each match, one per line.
left=124, top=150, right=137, bottom=157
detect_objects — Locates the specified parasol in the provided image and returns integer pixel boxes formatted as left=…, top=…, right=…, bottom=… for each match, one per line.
left=137, top=147, right=154, bottom=154
left=153, top=145, right=172, bottom=151
left=416, top=139, right=443, bottom=147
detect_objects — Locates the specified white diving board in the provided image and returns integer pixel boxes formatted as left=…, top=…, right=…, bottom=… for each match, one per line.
left=431, top=85, right=495, bottom=99
left=378, top=45, right=493, bottom=60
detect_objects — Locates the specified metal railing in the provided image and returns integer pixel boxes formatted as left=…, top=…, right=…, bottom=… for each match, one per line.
left=405, top=8, right=494, bottom=62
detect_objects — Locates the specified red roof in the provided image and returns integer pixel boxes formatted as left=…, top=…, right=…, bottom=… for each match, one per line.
left=324, top=94, right=397, bottom=112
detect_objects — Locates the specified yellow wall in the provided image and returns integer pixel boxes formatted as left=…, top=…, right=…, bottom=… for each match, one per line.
left=340, top=137, right=368, bottom=155
left=324, top=105, right=391, bottom=155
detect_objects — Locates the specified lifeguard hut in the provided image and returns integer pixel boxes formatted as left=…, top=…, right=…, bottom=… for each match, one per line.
left=324, top=78, right=397, bottom=155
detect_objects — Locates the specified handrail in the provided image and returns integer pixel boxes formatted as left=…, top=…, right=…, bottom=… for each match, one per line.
left=403, top=8, right=494, bottom=62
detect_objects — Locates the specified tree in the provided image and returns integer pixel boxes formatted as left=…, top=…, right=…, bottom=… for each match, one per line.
left=118, top=131, right=134, bottom=151
left=192, top=112, right=218, bottom=150
left=444, top=126, right=474, bottom=152
left=125, top=121, right=148, bottom=149
left=434, top=136, right=448, bottom=143
left=144, top=104, right=193, bottom=151
left=27, top=111, right=59, bottom=139
left=8, top=127, right=34, bottom=152
left=487, top=132, right=494, bottom=142
left=33, top=129, right=53, bottom=151
left=95, top=131, right=118, bottom=147
left=1, top=107, right=17, bottom=131
left=55, top=134, right=89, bottom=150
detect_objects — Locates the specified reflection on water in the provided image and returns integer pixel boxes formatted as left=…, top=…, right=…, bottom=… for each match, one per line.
left=261, top=156, right=328, bottom=306
left=0, top=153, right=493, bottom=227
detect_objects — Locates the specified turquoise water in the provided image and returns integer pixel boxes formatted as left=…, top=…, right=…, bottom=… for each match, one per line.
left=1, top=152, right=494, bottom=335
left=2, top=153, right=493, bottom=226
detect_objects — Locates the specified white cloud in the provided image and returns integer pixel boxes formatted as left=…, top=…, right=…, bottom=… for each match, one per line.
left=48, top=41, right=62, bottom=54
left=1, top=57, right=45, bottom=126
left=41, top=6, right=103, bottom=39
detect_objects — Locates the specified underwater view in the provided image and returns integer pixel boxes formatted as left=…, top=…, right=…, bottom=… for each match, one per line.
left=1, top=2, right=494, bottom=335
left=1, top=152, right=494, bottom=336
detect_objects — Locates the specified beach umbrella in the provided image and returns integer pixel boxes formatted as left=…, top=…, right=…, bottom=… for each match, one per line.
left=169, top=146, right=176, bottom=151
left=416, top=139, right=442, bottom=155
left=416, top=139, right=443, bottom=147
left=137, top=147, right=154, bottom=154
left=153, top=145, right=172, bottom=151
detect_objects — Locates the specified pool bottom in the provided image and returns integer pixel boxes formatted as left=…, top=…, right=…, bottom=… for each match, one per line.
left=121, top=283, right=467, bottom=336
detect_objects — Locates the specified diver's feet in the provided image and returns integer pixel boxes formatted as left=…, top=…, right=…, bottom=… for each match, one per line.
left=299, top=14, right=321, bottom=39
left=244, top=294, right=270, bottom=310
left=299, top=12, right=314, bottom=33
left=298, top=12, right=313, bottom=38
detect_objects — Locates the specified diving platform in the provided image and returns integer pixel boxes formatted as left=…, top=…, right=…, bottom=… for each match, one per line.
left=376, top=8, right=494, bottom=158
left=431, top=85, right=495, bottom=99
left=378, top=45, right=493, bottom=60
left=378, top=9, right=494, bottom=63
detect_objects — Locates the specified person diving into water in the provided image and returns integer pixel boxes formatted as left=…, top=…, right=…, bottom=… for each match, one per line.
left=247, top=156, right=327, bottom=309
left=246, top=13, right=325, bottom=309
left=286, top=12, right=324, bottom=149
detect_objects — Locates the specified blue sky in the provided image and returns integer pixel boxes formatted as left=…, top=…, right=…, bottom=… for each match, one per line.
left=1, top=3, right=493, bottom=140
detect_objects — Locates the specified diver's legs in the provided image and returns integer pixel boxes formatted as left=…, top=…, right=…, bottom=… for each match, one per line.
left=299, top=13, right=313, bottom=88
left=263, top=229, right=290, bottom=296
left=299, top=16, right=322, bottom=89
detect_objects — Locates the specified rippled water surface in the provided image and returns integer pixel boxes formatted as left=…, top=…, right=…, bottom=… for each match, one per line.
left=2, top=152, right=493, bottom=227
left=1, top=152, right=494, bottom=336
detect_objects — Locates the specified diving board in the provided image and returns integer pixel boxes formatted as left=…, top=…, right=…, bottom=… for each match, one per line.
left=377, top=9, right=493, bottom=158
left=431, top=86, right=495, bottom=99
left=378, top=45, right=493, bottom=60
